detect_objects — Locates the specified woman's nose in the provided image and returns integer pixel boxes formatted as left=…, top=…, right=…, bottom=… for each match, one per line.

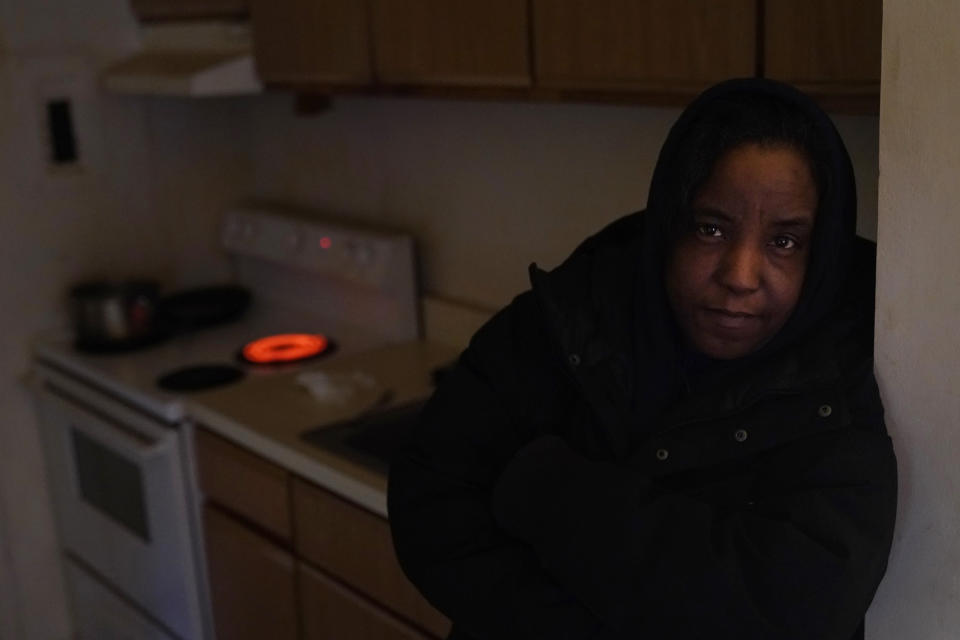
left=717, top=241, right=762, bottom=293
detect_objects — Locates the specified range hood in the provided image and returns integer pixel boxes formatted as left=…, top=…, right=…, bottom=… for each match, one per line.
left=103, top=21, right=262, bottom=97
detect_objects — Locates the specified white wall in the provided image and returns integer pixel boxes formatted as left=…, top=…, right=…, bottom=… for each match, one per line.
left=0, top=3, right=256, bottom=637
left=870, top=1, right=960, bottom=637
left=0, top=51, right=160, bottom=640
left=250, top=95, right=879, bottom=310
left=0, top=10, right=145, bottom=639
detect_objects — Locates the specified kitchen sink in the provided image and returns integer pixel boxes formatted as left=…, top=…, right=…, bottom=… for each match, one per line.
left=300, top=399, right=428, bottom=474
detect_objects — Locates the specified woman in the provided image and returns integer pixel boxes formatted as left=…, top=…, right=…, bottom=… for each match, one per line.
left=388, top=78, right=897, bottom=640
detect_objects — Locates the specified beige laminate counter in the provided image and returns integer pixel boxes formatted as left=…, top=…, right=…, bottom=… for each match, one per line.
left=186, top=340, right=460, bottom=518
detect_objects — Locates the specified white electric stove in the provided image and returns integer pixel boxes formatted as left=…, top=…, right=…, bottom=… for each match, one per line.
left=36, top=206, right=420, bottom=422
left=34, top=304, right=392, bottom=422
left=32, top=206, right=422, bottom=640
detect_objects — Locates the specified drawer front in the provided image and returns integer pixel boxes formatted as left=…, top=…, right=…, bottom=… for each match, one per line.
left=300, top=563, right=432, bottom=640
left=293, top=478, right=450, bottom=637
left=64, top=559, right=177, bottom=640
left=195, top=427, right=291, bottom=541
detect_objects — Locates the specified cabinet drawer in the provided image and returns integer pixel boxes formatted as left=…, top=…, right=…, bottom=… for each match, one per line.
left=65, top=559, right=177, bottom=640
left=300, top=563, right=432, bottom=640
left=293, top=478, right=450, bottom=637
left=195, top=427, right=291, bottom=541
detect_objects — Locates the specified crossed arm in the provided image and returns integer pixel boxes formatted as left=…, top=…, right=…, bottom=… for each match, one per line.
left=388, top=299, right=896, bottom=640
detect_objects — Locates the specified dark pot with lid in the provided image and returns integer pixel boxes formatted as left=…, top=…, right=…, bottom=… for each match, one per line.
left=70, top=280, right=161, bottom=351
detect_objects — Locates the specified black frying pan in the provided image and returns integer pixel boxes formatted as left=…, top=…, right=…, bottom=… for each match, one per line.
left=157, top=285, right=251, bottom=333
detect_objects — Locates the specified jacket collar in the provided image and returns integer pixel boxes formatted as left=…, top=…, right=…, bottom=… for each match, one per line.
left=530, top=241, right=845, bottom=450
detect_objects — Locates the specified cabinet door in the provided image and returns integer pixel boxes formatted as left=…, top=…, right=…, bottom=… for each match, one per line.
left=293, top=478, right=451, bottom=638
left=203, top=505, right=298, bottom=640
left=764, top=0, right=881, bottom=88
left=195, top=427, right=291, bottom=542
left=249, top=0, right=372, bottom=85
left=300, top=564, right=433, bottom=640
left=371, top=0, right=530, bottom=87
left=534, top=0, right=756, bottom=92
left=130, top=0, right=246, bottom=20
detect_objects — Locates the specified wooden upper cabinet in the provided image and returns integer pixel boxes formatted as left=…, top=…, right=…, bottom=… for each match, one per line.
left=533, top=0, right=756, bottom=92
left=371, top=0, right=530, bottom=87
left=249, top=0, right=372, bottom=85
left=130, top=0, right=247, bottom=20
left=764, top=0, right=882, bottom=89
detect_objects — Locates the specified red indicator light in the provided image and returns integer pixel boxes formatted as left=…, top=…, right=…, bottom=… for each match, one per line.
left=320, top=236, right=332, bottom=249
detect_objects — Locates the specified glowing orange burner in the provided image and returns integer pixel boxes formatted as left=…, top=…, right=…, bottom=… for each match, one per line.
left=242, top=333, right=329, bottom=364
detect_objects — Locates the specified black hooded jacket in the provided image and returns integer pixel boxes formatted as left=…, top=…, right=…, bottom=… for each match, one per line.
left=388, top=79, right=897, bottom=640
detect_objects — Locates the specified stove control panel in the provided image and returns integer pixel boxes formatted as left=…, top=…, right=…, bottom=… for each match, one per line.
left=222, top=208, right=410, bottom=289
left=221, top=206, right=420, bottom=343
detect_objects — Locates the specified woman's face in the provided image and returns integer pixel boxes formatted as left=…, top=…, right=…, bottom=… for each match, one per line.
left=665, top=143, right=818, bottom=359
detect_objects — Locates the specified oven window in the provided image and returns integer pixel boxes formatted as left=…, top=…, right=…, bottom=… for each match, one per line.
left=71, top=428, right=150, bottom=542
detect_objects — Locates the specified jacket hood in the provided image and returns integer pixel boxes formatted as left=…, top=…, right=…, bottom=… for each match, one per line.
left=528, top=79, right=867, bottom=453
left=641, top=77, right=860, bottom=363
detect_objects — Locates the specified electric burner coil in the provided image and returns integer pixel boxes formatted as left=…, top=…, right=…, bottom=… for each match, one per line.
left=240, top=333, right=332, bottom=365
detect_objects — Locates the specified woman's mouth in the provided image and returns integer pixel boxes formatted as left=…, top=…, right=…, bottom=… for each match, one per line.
left=704, top=308, right=761, bottom=331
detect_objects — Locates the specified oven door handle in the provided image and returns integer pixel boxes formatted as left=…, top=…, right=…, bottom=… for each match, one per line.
left=33, top=365, right=175, bottom=461
left=63, top=401, right=171, bottom=461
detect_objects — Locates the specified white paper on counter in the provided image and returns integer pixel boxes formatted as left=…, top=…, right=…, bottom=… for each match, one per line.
left=295, top=370, right=384, bottom=405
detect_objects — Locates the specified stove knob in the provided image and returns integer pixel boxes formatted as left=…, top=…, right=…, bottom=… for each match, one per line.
left=286, top=231, right=301, bottom=252
left=355, top=243, right=373, bottom=266
left=222, top=219, right=241, bottom=245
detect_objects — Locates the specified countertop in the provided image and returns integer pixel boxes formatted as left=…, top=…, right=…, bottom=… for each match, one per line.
left=186, top=340, right=460, bottom=518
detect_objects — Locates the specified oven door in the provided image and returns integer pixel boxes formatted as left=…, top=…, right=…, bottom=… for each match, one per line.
left=34, top=365, right=205, bottom=640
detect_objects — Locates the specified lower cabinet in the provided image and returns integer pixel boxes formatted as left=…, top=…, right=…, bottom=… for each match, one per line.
left=300, top=564, right=431, bottom=640
left=203, top=505, right=299, bottom=640
left=196, top=426, right=450, bottom=639
left=293, top=478, right=451, bottom=637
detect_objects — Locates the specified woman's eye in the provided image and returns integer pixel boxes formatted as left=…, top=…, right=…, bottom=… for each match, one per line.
left=771, top=236, right=798, bottom=250
left=695, top=223, right=723, bottom=238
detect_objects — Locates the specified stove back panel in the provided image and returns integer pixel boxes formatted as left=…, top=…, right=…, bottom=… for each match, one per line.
left=222, top=207, right=419, bottom=343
